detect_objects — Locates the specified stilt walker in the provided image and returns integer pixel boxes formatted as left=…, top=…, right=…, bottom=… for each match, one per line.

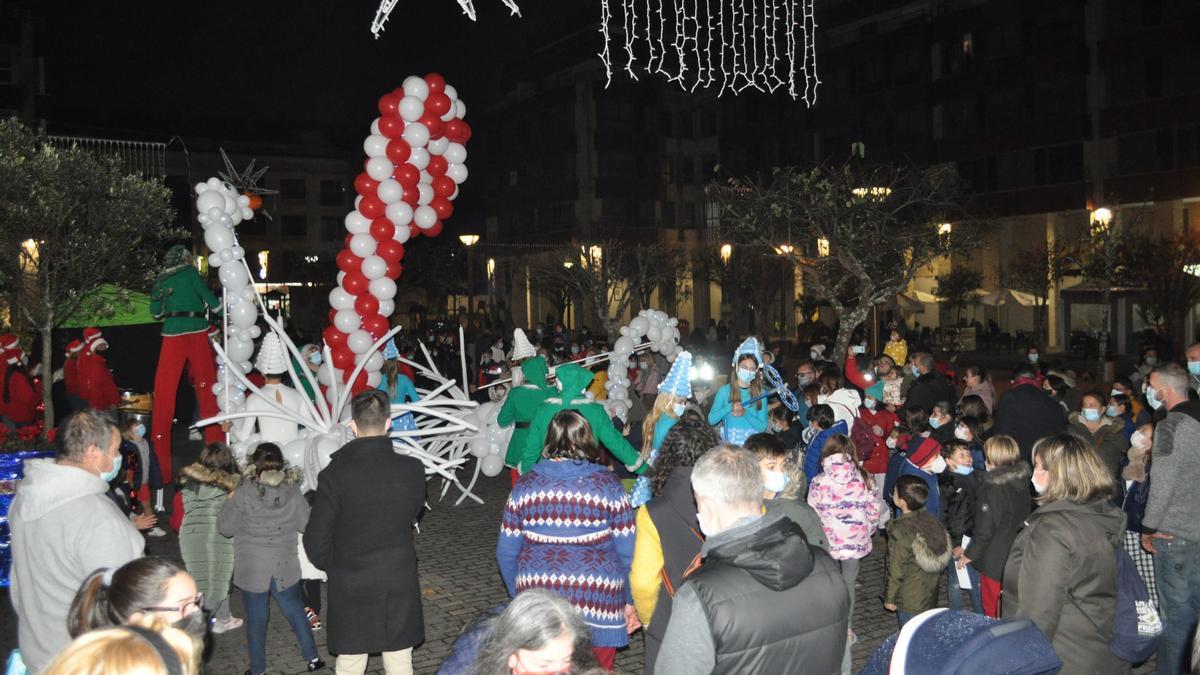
left=149, top=245, right=223, bottom=479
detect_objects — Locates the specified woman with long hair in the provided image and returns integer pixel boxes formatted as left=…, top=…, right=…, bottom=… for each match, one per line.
left=496, top=410, right=638, bottom=671
left=466, top=589, right=595, bottom=675
left=629, top=353, right=693, bottom=508
left=378, top=339, right=420, bottom=431
left=67, top=557, right=205, bottom=640
left=707, top=338, right=769, bottom=446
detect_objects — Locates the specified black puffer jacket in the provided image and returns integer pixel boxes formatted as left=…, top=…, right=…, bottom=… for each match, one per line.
left=645, top=468, right=704, bottom=643
left=905, top=371, right=956, bottom=415
left=964, top=461, right=1032, bottom=580
left=937, top=470, right=978, bottom=548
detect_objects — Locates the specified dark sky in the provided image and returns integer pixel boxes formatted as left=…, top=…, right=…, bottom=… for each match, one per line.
left=41, top=0, right=552, bottom=136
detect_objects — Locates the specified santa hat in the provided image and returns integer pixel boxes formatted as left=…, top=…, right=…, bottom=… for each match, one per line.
left=658, top=351, right=693, bottom=398
left=732, top=337, right=763, bottom=368
left=4, top=348, right=23, bottom=366
left=512, top=328, right=536, bottom=361
left=383, top=338, right=400, bottom=360
left=66, top=339, right=84, bottom=356
left=0, top=333, right=18, bottom=353
left=83, top=327, right=107, bottom=350
left=253, top=332, right=288, bottom=375
left=907, top=437, right=943, bottom=469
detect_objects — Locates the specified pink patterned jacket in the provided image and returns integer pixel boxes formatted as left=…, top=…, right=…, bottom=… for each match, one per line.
left=807, top=453, right=881, bottom=561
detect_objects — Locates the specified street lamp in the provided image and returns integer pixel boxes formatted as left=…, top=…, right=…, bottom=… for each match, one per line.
left=459, top=234, right=480, bottom=344
left=816, top=237, right=830, bottom=257
left=720, top=244, right=732, bottom=265
left=1090, top=207, right=1113, bottom=236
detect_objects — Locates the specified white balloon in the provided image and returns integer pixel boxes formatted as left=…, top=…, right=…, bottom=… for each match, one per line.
left=417, top=183, right=434, bottom=206
left=480, top=454, right=504, bottom=477
left=347, top=330, right=373, bottom=355
left=366, top=371, right=382, bottom=388
left=408, top=148, right=430, bottom=171
left=402, top=123, right=430, bottom=148
left=248, top=325, right=262, bottom=339
left=329, top=287, right=354, bottom=310
left=240, top=287, right=255, bottom=303
left=334, top=309, right=361, bottom=333
left=206, top=177, right=222, bottom=189
left=443, top=84, right=458, bottom=102
left=447, top=163, right=469, bottom=185
left=230, top=301, right=257, bottom=329
left=439, top=102, right=457, bottom=123
left=317, top=363, right=333, bottom=386
left=647, top=327, right=662, bottom=342
left=614, top=336, right=634, bottom=354
left=349, top=233, right=378, bottom=258
left=240, top=207, right=253, bottom=221
left=198, top=213, right=211, bottom=226
left=385, top=202, right=413, bottom=227
left=427, top=137, right=449, bottom=155
left=376, top=179, right=403, bottom=204
left=363, top=134, right=389, bottom=157
left=220, top=263, right=250, bottom=291
left=369, top=277, right=397, bottom=300
left=413, top=205, right=438, bottom=229
left=227, top=338, right=253, bottom=362
left=444, top=142, right=467, bottom=164
left=394, top=223, right=410, bottom=244
left=378, top=299, right=395, bottom=317
left=455, top=99, right=467, bottom=119
left=630, top=317, right=649, bottom=335
left=667, top=317, right=679, bottom=327
left=346, top=210, right=371, bottom=235
left=281, top=438, right=308, bottom=474
left=360, top=351, right=384, bottom=372
left=219, top=248, right=234, bottom=263
left=361, top=255, right=387, bottom=280
left=370, top=118, right=381, bottom=135
left=402, top=75, right=430, bottom=101
left=196, top=190, right=225, bottom=214
left=469, top=436, right=491, bottom=458
left=194, top=182, right=209, bottom=195
left=204, top=225, right=233, bottom=252
left=237, top=194, right=251, bottom=207
left=366, top=157, right=394, bottom=181
left=398, top=95, right=424, bottom=122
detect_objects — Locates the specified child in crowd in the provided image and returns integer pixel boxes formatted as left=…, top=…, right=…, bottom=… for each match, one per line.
left=630, top=353, right=693, bottom=507
left=961, top=435, right=1032, bottom=617
left=707, top=338, right=769, bottom=446
left=119, top=418, right=163, bottom=516
left=1120, top=421, right=1157, bottom=606
left=894, top=429, right=945, bottom=518
left=745, top=433, right=826, bottom=547
left=939, top=439, right=982, bottom=613
left=801, top=404, right=847, bottom=484
left=174, top=442, right=242, bottom=633
left=858, top=382, right=899, bottom=502
left=953, top=416, right=987, bottom=470
left=884, top=475, right=952, bottom=629
left=769, top=406, right=804, bottom=452
left=884, top=328, right=908, bottom=370
left=927, top=401, right=956, bottom=446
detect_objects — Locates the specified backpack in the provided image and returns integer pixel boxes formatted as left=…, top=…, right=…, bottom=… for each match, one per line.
left=851, top=415, right=879, bottom=462
left=1109, top=546, right=1163, bottom=663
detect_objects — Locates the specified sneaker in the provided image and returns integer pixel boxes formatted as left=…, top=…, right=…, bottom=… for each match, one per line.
left=146, top=527, right=168, bottom=538
left=305, top=607, right=322, bottom=631
left=210, top=616, right=244, bottom=634
left=306, top=657, right=326, bottom=672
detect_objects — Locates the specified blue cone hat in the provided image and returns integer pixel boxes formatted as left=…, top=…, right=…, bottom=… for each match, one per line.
left=732, top=336, right=763, bottom=367
left=658, top=351, right=694, bottom=398
left=383, top=338, right=400, bottom=360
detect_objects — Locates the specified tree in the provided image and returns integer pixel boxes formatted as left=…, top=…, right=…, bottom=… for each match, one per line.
left=1071, top=211, right=1135, bottom=380
left=999, top=243, right=1070, bottom=347
left=934, top=267, right=983, bottom=326
left=0, top=119, right=180, bottom=428
left=1126, top=230, right=1200, bottom=356
left=702, top=242, right=790, bottom=336
left=716, top=155, right=982, bottom=364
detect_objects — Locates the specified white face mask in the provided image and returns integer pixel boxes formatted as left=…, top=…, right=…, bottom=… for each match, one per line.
left=1032, top=473, right=1048, bottom=494
left=928, top=455, right=947, bottom=474
left=1130, top=430, right=1148, bottom=450
left=886, top=436, right=898, bottom=449
left=863, top=398, right=877, bottom=410
left=954, top=426, right=970, bottom=441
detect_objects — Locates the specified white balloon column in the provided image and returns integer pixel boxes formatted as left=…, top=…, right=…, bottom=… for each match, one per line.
left=605, top=309, right=684, bottom=420
left=195, top=178, right=260, bottom=379
left=323, top=73, right=471, bottom=401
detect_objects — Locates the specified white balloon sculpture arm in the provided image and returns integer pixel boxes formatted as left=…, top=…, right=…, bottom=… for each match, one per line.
left=196, top=339, right=330, bottom=434
left=256, top=308, right=331, bottom=427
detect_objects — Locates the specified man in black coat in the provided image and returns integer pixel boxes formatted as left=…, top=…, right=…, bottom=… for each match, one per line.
left=992, top=363, right=1068, bottom=462
left=904, top=352, right=956, bottom=415
left=304, top=389, right=426, bottom=674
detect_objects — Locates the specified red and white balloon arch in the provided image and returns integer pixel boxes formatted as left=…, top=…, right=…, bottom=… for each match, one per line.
left=322, top=73, right=471, bottom=399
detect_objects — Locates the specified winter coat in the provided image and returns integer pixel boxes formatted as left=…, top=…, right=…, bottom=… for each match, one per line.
left=937, top=470, right=978, bottom=548
left=802, top=419, right=848, bottom=483
left=1144, top=400, right=1200, bottom=542
left=9, top=460, right=144, bottom=672
left=497, top=356, right=553, bottom=469
left=1068, top=413, right=1130, bottom=483
left=858, top=406, right=899, bottom=474
left=1003, top=498, right=1130, bottom=675
left=218, top=463, right=309, bottom=593
left=655, top=512, right=850, bottom=675
left=807, top=453, right=880, bottom=560
left=77, top=349, right=121, bottom=410
left=819, top=387, right=862, bottom=430
left=964, top=461, right=1032, bottom=580
left=304, top=435, right=427, bottom=654
left=960, top=381, right=996, bottom=414
left=631, top=467, right=703, bottom=645
left=0, top=365, right=39, bottom=425
left=522, top=364, right=643, bottom=474
left=897, top=459, right=941, bottom=518
left=884, top=509, right=952, bottom=613
left=905, top=370, right=956, bottom=415
left=993, top=380, right=1068, bottom=462
left=177, top=463, right=238, bottom=605
left=765, top=497, right=829, bottom=552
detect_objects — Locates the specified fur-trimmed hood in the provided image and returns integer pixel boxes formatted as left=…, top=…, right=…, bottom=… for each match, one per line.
left=242, top=463, right=302, bottom=487
left=895, top=509, right=951, bottom=573
left=980, top=460, right=1031, bottom=486
left=179, top=463, right=240, bottom=492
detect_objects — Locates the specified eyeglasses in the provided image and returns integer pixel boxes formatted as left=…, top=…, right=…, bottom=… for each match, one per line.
left=142, top=593, right=203, bottom=615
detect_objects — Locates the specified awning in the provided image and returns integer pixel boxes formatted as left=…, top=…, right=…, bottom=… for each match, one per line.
left=61, top=284, right=158, bottom=328
left=978, top=289, right=1040, bottom=307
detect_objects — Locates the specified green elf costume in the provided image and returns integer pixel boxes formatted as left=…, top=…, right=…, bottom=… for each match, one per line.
left=520, top=363, right=646, bottom=475
left=149, top=245, right=223, bottom=478
left=497, top=355, right=552, bottom=481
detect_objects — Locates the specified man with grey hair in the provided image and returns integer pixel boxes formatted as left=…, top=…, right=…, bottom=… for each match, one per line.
left=655, top=445, right=849, bottom=674
left=1142, top=362, right=1200, bottom=675
left=904, top=352, right=955, bottom=415
left=9, top=409, right=144, bottom=673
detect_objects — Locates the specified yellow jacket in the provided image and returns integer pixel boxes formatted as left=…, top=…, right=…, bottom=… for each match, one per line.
left=630, top=506, right=664, bottom=625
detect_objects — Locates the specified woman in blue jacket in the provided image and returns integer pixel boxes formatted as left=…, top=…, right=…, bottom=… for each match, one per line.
left=707, top=337, right=769, bottom=446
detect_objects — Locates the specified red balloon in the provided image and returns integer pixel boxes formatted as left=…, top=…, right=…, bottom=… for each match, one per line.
left=432, top=176, right=456, bottom=198
left=419, top=114, right=444, bottom=139
left=394, top=164, right=420, bottom=187
left=457, top=121, right=472, bottom=143
left=387, top=261, right=403, bottom=279
left=354, top=172, right=379, bottom=197
left=425, top=92, right=451, bottom=117
left=445, top=119, right=468, bottom=144
left=409, top=224, right=422, bottom=239
left=386, top=139, right=411, bottom=164
left=369, top=218, right=395, bottom=242
left=378, top=114, right=405, bottom=139
left=344, top=233, right=354, bottom=249
left=354, top=293, right=380, bottom=316
left=343, top=272, right=369, bottom=295
left=401, top=188, right=419, bottom=206
left=327, top=309, right=338, bottom=326
left=332, top=346, right=355, bottom=371
left=377, top=239, right=404, bottom=263
left=336, top=249, right=362, bottom=273
left=425, top=221, right=443, bottom=237
left=378, top=93, right=400, bottom=116
left=359, top=196, right=386, bottom=219
left=362, top=313, right=389, bottom=339
left=431, top=197, right=453, bottom=220
left=349, top=371, right=369, bottom=393
left=427, top=155, right=448, bottom=177
left=425, top=72, right=446, bottom=94
left=323, top=326, right=347, bottom=347
left=392, top=86, right=406, bottom=98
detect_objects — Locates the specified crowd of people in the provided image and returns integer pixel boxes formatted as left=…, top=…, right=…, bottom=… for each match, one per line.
left=10, top=314, right=1200, bottom=675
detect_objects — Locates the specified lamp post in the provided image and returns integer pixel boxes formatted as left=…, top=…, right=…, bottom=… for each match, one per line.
left=774, top=244, right=794, bottom=338
left=459, top=234, right=480, bottom=348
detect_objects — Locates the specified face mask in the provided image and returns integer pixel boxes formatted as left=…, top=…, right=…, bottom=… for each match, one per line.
left=796, top=374, right=813, bottom=387
left=927, top=455, right=947, bottom=474
left=308, top=351, right=323, bottom=366
left=954, top=426, right=970, bottom=441
left=810, top=351, right=820, bottom=361
left=133, top=424, right=146, bottom=439
left=910, top=365, right=921, bottom=377
left=1081, top=408, right=1101, bottom=422
left=737, top=368, right=756, bottom=384
left=570, top=346, right=580, bottom=355
left=1028, top=353, right=1039, bottom=363
left=763, top=470, right=790, bottom=494
left=1190, top=361, right=1200, bottom=376
left=928, top=416, right=943, bottom=429
left=952, top=464, right=974, bottom=476
left=1106, top=404, right=1120, bottom=417
left=1146, top=386, right=1163, bottom=410
left=1032, top=473, right=1048, bottom=494
left=863, top=398, right=877, bottom=410
left=886, top=436, right=898, bottom=449
left=99, top=452, right=123, bottom=483
left=174, top=610, right=208, bottom=641
left=639, top=362, right=649, bottom=370
left=1131, top=430, right=1148, bottom=450
left=672, top=403, right=687, bottom=417
left=1145, top=356, right=1158, bottom=367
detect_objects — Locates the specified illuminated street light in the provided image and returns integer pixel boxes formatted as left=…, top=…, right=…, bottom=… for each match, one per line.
left=458, top=234, right=480, bottom=247
left=1090, top=207, right=1113, bottom=237
left=774, top=244, right=795, bottom=255
left=816, top=237, right=830, bottom=257
left=720, top=244, right=733, bottom=265
left=257, top=250, right=269, bottom=280
left=563, top=260, right=574, bottom=269
left=851, top=186, right=892, bottom=199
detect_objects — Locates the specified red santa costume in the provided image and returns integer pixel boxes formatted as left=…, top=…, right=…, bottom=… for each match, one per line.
left=77, top=328, right=122, bottom=410
left=0, top=347, right=39, bottom=428
left=64, top=339, right=85, bottom=404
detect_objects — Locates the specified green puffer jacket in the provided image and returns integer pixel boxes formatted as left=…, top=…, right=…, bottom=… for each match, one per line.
left=521, top=364, right=644, bottom=474
left=178, top=464, right=239, bottom=603
left=884, top=508, right=951, bottom=613
left=497, top=356, right=553, bottom=469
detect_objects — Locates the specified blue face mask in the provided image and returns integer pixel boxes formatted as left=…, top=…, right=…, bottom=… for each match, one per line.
left=133, top=424, right=146, bottom=439
left=1106, top=404, right=1120, bottom=417
left=763, top=470, right=790, bottom=494
left=737, top=368, right=756, bottom=384
left=1146, top=386, right=1163, bottom=410
left=1189, top=361, right=1200, bottom=377
left=309, top=351, right=323, bottom=366
left=100, top=452, right=123, bottom=483
left=952, top=464, right=973, bottom=476
left=672, top=403, right=687, bottom=417
left=910, top=365, right=921, bottom=377
left=928, top=416, right=943, bottom=429
left=1081, top=408, right=1101, bottom=422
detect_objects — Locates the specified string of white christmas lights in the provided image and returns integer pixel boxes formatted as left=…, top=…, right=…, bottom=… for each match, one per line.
left=802, top=0, right=820, bottom=106
left=371, top=0, right=521, bottom=35
left=599, top=0, right=613, bottom=85
left=623, top=0, right=639, bottom=79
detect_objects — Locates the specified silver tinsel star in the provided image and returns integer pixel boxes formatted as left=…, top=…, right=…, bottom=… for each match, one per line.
left=217, top=148, right=278, bottom=220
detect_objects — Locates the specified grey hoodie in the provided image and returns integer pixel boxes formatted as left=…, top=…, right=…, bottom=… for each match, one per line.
left=9, top=459, right=144, bottom=673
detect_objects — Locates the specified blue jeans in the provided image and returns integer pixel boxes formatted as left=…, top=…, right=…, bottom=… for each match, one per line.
left=1155, top=536, right=1200, bottom=675
left=897, top=609, right=916, bottom=630
left=241, top=579, right=318, bottom=675
left=947, top=561, right=983, bottom=613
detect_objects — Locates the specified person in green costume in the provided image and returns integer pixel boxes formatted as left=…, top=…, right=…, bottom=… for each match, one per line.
left=497, top=355, right=553, bottom=483
left=520, top=363, right=646, bottom=475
